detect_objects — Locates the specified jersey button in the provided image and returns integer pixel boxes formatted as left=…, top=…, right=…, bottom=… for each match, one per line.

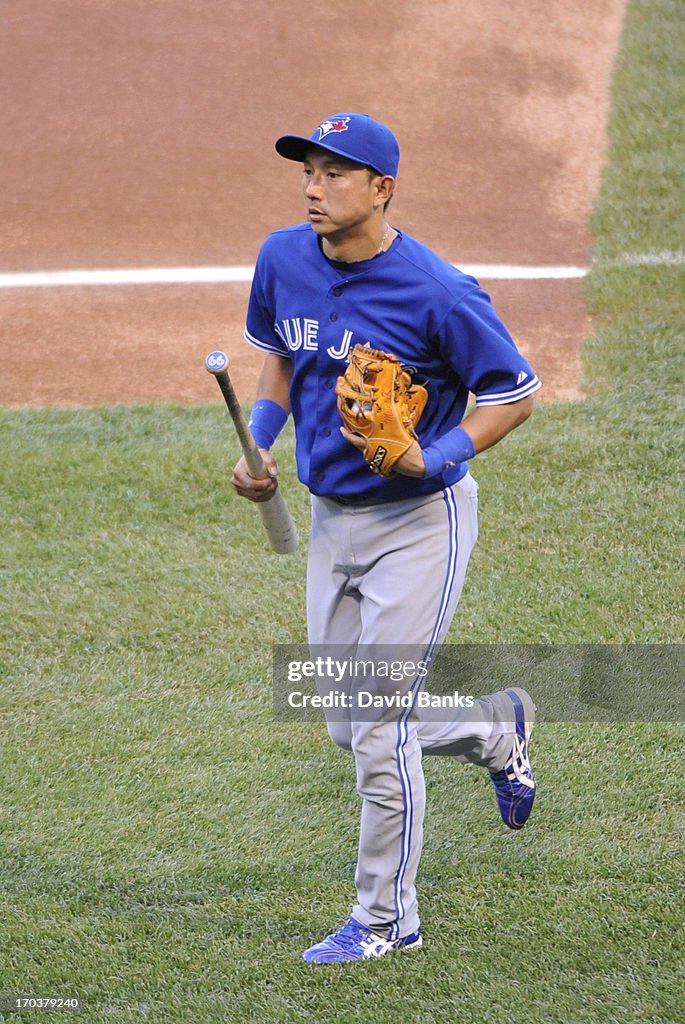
left=324, top=379, right=334, bottom=389
left=322, top=427, right=331, bottom=437
left=329, top=312, right=338, bottom=321
left=332, top=287, right=342, bottom=297
left=316, top=471, right=325, bottom=481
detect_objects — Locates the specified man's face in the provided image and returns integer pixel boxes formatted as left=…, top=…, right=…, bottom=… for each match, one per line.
left=302, top=147, right=383, bottom=241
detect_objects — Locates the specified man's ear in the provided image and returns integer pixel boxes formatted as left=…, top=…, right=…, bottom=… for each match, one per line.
left=375, top=175, right=397, bottom=208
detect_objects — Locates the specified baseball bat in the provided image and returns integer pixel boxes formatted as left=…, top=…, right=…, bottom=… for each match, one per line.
left=205, top=350, right=299, bottom=554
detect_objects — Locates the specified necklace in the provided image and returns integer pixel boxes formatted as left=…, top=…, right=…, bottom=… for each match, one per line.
left=376, top=226, right=390, bottom=255
left=322, top=226, right=392, bottom=264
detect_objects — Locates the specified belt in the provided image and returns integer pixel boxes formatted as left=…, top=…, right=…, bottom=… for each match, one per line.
left=322, top=481, right=450, bottom=507
left=325, top=492, right=385, bottom=507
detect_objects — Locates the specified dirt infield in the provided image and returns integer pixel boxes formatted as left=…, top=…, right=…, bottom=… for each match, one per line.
left=0, top=0, right=626, bottom=407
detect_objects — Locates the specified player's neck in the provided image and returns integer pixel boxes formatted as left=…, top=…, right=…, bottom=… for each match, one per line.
left=321, top=223, right=395, bottom=264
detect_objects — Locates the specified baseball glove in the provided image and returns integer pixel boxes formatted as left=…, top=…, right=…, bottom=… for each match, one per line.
left=336, top=345, right=428, bottom=476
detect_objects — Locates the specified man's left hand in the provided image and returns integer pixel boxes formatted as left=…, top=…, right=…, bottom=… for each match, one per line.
left=340, top=428, right=426, bottom=477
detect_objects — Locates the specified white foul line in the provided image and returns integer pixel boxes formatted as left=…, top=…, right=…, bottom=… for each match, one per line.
left=459, top=265, right=588, bottom=280
left=0, top=252, right=682, bottom=288
left=0, top=266, right=256, bottom=288
left=0, top=264, right=588, bottom=288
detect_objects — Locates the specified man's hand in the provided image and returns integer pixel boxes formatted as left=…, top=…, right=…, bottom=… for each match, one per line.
left=336, top=346, right=428, bottom=477
left=340, top=428, right=426, bottom=477
left=231, top=449, right=280, bottom=502
left=394, top=439, right=427, bottom=477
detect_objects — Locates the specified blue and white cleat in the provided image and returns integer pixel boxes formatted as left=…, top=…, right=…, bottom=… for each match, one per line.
left=489, top=687, right=536, bottom=830
left=302, top=916, right=423, bottom=964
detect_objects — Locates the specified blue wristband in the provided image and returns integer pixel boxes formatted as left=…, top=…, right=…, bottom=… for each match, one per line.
left=421, top=426, right=477, bottom=478
left=248, top=399, right=289, bottom=450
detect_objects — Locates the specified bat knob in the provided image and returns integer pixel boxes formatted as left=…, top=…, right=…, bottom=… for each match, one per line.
left=205, top=350, right=229, bottom=374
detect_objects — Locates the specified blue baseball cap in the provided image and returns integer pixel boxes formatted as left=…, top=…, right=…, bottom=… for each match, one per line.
left=275, top=113, right=400, bottom=178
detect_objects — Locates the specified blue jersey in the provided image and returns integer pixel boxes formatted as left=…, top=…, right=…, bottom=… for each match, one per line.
left=244, top=224, right=541, bottom=500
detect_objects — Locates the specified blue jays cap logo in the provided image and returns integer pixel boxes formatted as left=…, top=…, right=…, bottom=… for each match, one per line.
left=317, top=117, right=350, bottom=140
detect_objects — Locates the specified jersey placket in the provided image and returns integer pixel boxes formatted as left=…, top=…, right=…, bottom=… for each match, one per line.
left=308, top=272, right=358, bottom=489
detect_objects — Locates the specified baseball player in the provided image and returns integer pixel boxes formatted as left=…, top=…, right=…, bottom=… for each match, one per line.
left=232, top=113, right=541, bottom=963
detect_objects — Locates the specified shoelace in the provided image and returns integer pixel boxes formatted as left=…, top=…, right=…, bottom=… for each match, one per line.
left=505, top=734, right=535, bottom=788
left=321, top=917, right=369, bottom=950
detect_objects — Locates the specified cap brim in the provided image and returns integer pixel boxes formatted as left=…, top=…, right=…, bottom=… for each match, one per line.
left=275, top=134, right=375, bottom=171
left=274, top=135, right=314, bottom=163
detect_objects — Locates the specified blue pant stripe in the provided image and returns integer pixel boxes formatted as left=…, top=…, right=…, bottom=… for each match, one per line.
left=427, top=485, right=460, bottom=655
left=391, top=486, right=460, bottom=936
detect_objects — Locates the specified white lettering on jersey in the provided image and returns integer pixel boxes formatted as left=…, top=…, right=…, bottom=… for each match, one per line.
left=327, top=329, right=354, bottom=361
left=303, top=319, right=319, bottom=350
left=275, top=318, right=304, bottom=350
left=275, top=317, right=319, bottom=353
left=290, top=318, right=304, bottom=350
left=274, top=318, right=355, bottom=361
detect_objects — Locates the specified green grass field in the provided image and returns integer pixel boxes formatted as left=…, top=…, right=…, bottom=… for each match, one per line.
left=2, top=1, right=684, bottom=1020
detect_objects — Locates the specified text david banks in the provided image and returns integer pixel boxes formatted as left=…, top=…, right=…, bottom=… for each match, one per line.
left=287, top=690, right=475, bottom=710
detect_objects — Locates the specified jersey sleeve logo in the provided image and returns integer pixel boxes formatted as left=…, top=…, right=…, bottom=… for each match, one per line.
left=317, top=117, right=350, bottom=139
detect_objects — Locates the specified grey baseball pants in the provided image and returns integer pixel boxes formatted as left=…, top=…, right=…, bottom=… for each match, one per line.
left=307, top=473, right=518, bottom=939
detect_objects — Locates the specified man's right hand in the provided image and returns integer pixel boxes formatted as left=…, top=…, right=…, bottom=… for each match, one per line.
left=231, top=450, right=279, bottom=503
